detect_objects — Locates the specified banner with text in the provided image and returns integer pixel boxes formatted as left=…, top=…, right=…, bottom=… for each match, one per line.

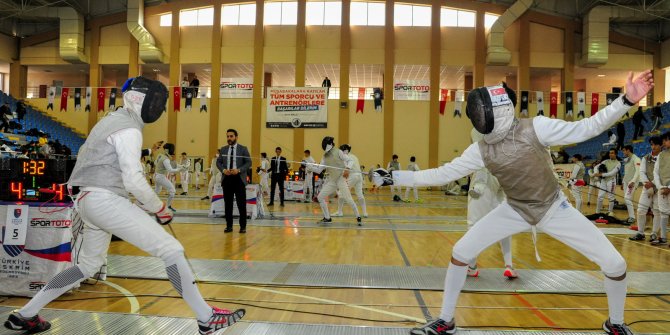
left=220, top=78, right=254, bottom=98
left=266, top=87, right=328, bottom=128
left=393, top=80, right=430, bottom=100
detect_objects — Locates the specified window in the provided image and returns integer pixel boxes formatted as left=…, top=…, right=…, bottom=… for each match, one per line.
left=222, top=4, right=257, bottom=25
left=159, top=13, right=172, bottom=26
left=306, top=1, right=342, bottom=25
left=264, top=2, right=298, bottom=25
left=180, top=7, right=214, bottom=26
left=440, top=7, right=475, bottom=27
left=350, top=2, right=385, bottom=26
left=484, top=13, right=499, bottom=29
left=394, top=4, right=430, bottom=26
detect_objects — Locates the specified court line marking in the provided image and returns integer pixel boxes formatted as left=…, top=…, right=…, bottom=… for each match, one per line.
left=100, top=280, right=140, bottom=314
left=229, top=284, right=427, bottom=324
left=513, top=294, right=558, bottom=328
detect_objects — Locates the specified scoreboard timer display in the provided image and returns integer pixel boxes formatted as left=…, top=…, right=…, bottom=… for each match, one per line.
left=0, top=158, right=76, bottom=202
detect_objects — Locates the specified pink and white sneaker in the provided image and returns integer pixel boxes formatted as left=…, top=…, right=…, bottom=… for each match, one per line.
left=503, top=266, right=518, bottom=279
left=197, top=306, right=245, bottom=335
left=467, top=266, right=479, bottom=277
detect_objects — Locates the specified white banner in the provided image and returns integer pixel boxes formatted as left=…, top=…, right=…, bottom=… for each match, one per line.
left=536, top=91, right=545, bottom=116
left=3, top=205, right=29, bottom=246
left=266, top=87, right=328, bottom=128
left=0, top=206, right=72, bottom=297
left=577, top=92, right=586, bottom=118
left=219, top=78, right=254, bottom=98
left=393, top=80, right=430, bottom=100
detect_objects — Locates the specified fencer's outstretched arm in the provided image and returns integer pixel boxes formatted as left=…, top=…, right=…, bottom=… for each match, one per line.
left=109, top=128, right=163, bottom=212
left=162, top=157, right=182, bottom=173
left=535, top=70, right=653, bottom=146
left=311, top=158, right=327, bottom=174
left=393, top=143, right=484, bottom=187
left=601, top=162, right=620, bottom=177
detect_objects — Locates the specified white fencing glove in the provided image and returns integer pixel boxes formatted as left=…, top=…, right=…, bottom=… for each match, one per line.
left=136, top=201, right=174, bottom=225
left=369, top=168, right=394, bottom=187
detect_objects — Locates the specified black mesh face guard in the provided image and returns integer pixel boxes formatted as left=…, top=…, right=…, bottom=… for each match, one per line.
left=322, top=136, right=335, bottom=150
left=163, top=143, right=176, bottom=156
left=466, top=87, right=494, bottom=134
left=339, top=144, right=351, bottom=152
left=123, top=77, right=168, bottom=123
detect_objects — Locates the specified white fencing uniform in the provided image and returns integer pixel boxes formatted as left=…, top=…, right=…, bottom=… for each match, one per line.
left=653, top=150, right=670, bottom=241
left=259, top=158, right=270, bottom=196
left=207, top=157, right=221, bottom=198
left=404, top=162, right=421, bottom=201
left=622, top=154, right=641, bottom=220
left=587, top=166, right=601, bottom=205
left=387, top=160, right=401, bottom=198
left=569, top=161, right=586, bottom=212
left=155, top=153, right=182, bottom=207
left=180, top=157, right=191, bottom=194
left=302, top=155, right=315, bottom=202
left=596, top=159, right=620, bottom=214
left=393, top=97, right=631, bottom=325
left=637, top=152, right=660, bottom=235
left=336, top=153, right=367, bottom=216
left=193, top=160, right=204, bottom=190
left=314, top=148, right=360, bottom=220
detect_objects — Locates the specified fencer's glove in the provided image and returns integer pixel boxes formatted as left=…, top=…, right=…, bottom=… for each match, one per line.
left=369, top=168, right=394, bottom=187
left=154, top=203, right=174, bottom=225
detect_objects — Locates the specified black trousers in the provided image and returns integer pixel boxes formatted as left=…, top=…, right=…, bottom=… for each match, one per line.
left=633, top=123, right=644, bottom=139
left=222, top=175, right=246, bottom=230
left=270, top=173, right=285, bottom=204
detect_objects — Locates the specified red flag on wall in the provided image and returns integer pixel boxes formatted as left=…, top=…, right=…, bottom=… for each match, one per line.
left=591, top=93, right=600, bottom=116
left=173, top=86, right=181, bottom=112
left=356, top=87, right=365, bottom=113
left=439, top=89, right=448, bottom=115
left=97, top=88, right=105, bottom=112
left=549, top=92, right=558, bottom=118
left=60, top=88, right=69, bottom=112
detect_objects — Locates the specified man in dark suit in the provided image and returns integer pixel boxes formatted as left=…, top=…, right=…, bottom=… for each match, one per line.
left=269, top=146, right=288, bottom=207
left=216, top=129, right=252, bottom=233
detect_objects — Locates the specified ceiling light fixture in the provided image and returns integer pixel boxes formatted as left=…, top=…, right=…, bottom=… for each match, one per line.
left=597, top=74, right=606, bottom=77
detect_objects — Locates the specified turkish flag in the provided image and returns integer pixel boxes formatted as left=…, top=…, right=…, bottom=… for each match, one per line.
left=60, top=88, right=69, bottom=112
left=173, top=86, right=181, bottom=112
left=97, top=88, right=105, bottom=112
left=591, top=93, right=600, bottom=116
left=355, top=87, right=365, bottom=113
left=439, top=89, right=448, bottom=115
left=549, top=92, right=558, bottom=118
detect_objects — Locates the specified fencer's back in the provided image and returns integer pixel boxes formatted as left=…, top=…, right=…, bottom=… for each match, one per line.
left=478, top=118, right=560, bottom=225
left=68, top=111, right=142, bottom=197
left=323, top=148, right=345, bottom=179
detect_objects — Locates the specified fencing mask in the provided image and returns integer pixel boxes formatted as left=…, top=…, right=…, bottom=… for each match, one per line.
left=466, top=84, right=516, bottom=145
left=322, top=136, right=335, bottom=152
left=121, top=76, right=168, bottom=124
left=339, top=144, right=351, bottom=154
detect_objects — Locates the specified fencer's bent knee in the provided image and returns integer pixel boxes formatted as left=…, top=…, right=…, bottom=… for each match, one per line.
left=451, top=241, right=474, bottom=265
left=600, top=253, right=627, bottom=278
left=450, top=256, right=468, bottom=266
left=76, top=257, right=107, bottom=278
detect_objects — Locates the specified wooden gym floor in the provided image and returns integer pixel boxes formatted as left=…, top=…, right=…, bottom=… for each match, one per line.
left=1, top=186, right=669, bottom=333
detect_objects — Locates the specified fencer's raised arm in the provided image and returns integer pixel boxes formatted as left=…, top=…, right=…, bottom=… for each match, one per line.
left=393, top=143, right=485, bottom=187
left=534, top=71, right=653, bottom=146
left=108, top=128, right=163, bottom=212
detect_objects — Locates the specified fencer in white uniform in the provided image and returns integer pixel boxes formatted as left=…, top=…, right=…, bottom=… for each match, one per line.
left=193, top=159, right=204, bottom=190
left=595, top=149, right=621, bottom=215
left=3, top=77, right=245, bottom=335
left=332, top=144, right=368, bottom=218
left=258, top=152, right=270, bottom=196
left=179, top=152, right=191, bottom=195
left=313, top=136, right=362, bottom=225
left=202, top=152, right=220, bottom=200
left=387, top=155, right=402, bottom=201
left=630, top=136, right=662, bottom=241
left=568, top=154, right=586, bottom=213
left=154, top=143, right=183, bottom=211
left=621, top=145, right=641, bottom=223
left=404, top=157, right=421, bottom=202
left=373, top=71, right=652, bottom=335
left=466, top=129, right=516, bottom=279
left=587, top=159, right=602, bottom=206
left=302, top=150, right=316, bottom=203
left=652, top=132, right=670, bottom=246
